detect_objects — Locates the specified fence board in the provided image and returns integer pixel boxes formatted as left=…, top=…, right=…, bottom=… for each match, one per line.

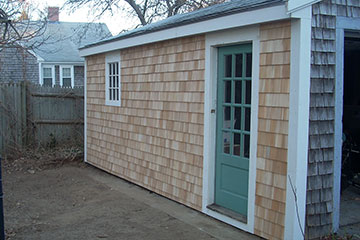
left=0, top=82, right=84, bottom=154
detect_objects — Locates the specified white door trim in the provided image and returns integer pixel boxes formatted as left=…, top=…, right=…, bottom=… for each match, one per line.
left=333, top=16, right=360, bottom=232
left=202, top=25, right=260, bottom=234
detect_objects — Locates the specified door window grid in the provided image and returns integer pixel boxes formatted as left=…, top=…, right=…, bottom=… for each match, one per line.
left=221, top=51, right=252, bottom=158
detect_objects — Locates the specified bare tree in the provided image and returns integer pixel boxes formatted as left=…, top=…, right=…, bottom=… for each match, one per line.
left=64, top=0, right=226, bottom=29
left=0, top=0, right=47, bottom=48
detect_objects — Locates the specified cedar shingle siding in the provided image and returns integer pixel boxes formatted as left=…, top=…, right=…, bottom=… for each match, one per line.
left=255, top=20, right=291, bottom=240
left=307, top=0, right=360, bottom=239
left=86, top=35, right=205, bottom=210
left=0, top=47, right=39, bottom=84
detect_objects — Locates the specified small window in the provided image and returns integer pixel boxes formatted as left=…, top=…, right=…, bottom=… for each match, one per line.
left=105, top=52, right=121, bottom=106
left=60, top=65, right=74, bottom=88
left=42, top=66, right=54, bottom=87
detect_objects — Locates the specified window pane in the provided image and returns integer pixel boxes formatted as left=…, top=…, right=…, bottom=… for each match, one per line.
left=246, top=53, right=252, bottom=78
left=116, top=89, right=119, bottom=101
left=223, top=106, right=231, bottom=125
left=224, top=81, right=231, bottom=103
left=245, top=107, right=251, bottom=131
left=245, top=80, right=251, bottom=104
left=62, top=67, right=71, bottom=77
left=109, top=76, right=112, bottom=88
left=115, top=62, right=119, bottom=75
left=109, top=88, right=112, bottom=100
left=244, top=134, right=250, bottom=158
left=235, top=81, right=242, bottom=104
left=63, top=78, right=71, bottom=87
left=234, top=107, right=241, bottom=130
left=235, top=54, right=243, bottom=77
left=43, top=68, right=52, bottom=78
left=43, top=78, right=52, bottom=86
left=233, top=133, right=240, bottom=156
left=224, top=55, right=232, bottom=77
left=223, top=131, right=230, bottom=154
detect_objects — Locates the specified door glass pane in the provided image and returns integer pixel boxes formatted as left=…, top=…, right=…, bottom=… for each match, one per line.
left=223, top=106, right=231, bottom=128
left=233, top=133, right=240, bottom=156
left=246, top=53, right=252, bottom=78
left=225, top=55, right=232, bottom=77
left=224, top=81, right=231, bottom=103
left=223, top=131, right=230, bottom=154
left=234, top=107, right=242, bottom=130
left=245, top=107, right=251, bottom=132
left=245, top=80, right=251, bottom=104
left=235, top=54, right=243, bottom=77
left=235, top=81, right=242, bottom=104
left=244, top=134, right=250, bottom=158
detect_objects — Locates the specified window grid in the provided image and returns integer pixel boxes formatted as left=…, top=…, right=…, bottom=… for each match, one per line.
left=108, top=62, right=119, bottom=101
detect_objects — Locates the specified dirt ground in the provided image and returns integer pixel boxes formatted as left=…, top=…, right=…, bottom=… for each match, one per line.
left=2, top=149, right=360, bottom=240
left=2, top=151, right=258, bottom=240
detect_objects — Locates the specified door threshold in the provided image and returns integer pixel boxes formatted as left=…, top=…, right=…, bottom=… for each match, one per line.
left=207, top=204, right=247, bottom=223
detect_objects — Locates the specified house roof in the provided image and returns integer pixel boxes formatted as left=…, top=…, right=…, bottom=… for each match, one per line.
left=81, top=0, right=284, bottom=50
left=31, top=21, right=111, bottom=63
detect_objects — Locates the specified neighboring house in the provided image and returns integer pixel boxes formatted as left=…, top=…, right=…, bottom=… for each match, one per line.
left=0, top=7, right=111, bottom=87
left=79, top=0, right=360, bottom=239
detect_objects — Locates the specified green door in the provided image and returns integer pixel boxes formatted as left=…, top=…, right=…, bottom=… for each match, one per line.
left=215, top=44, right=252, bottom=216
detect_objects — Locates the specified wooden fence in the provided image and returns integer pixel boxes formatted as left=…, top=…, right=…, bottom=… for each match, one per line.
left=0, top=82, right=84, bottom=154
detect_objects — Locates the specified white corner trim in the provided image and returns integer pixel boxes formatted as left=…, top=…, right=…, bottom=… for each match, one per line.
left=79, top=4, right=288, bottom=57
left=333, top=16, right=360, bottom=233
left=284, top=6, right=312, bottom=240
left=84, top=59, right=88, bottom=163
left=202, top=25, right=260, bottom=234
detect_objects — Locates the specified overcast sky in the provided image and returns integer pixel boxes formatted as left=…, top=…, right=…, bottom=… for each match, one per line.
left=30, top=0, right=137, bottom=35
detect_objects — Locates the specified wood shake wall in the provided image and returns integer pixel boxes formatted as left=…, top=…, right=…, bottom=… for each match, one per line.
left=86, top=35, right=205, bottom=210
left=307, top=1, right=360, bottom=239
left=254, top=20, right=291, bottom=240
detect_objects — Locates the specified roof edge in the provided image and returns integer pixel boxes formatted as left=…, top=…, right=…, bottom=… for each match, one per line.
left=80, top=0, right=284, bottom=50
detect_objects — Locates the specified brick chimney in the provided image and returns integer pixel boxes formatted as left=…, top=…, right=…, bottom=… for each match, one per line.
left=48, top=7, right=59, bottom=21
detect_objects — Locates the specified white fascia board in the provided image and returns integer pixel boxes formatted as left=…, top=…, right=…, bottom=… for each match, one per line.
left=28, top=50, right=44, bottom=62
left=79, top=4, right=288, bottom=57
left=287, top=0, right=321, bottom=14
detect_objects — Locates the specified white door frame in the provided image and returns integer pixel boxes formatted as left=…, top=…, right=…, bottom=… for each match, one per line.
left=333, top=16, right=360, bottom=232
left=202, top=25, right=260, bottom=234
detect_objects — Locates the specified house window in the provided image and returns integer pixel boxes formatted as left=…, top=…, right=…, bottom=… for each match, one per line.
left=105, top=52, right=121, bottom=106
left=42, top=65, right=55, bottom=87
left=60, top=65, right=74, bottom=87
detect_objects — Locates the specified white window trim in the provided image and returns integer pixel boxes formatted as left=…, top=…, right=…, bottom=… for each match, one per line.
left=202, top=25, right=260, bottom=234
left=59, top=65, right=74, bottom=88
left=105, top=51, right=121, bottom=106
left=41, top=65, right=55, bottom=87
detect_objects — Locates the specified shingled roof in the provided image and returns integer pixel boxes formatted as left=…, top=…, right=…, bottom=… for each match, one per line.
left=81, top=0, right=284, bottom=49
left=31, top=21, right=111, bottom=62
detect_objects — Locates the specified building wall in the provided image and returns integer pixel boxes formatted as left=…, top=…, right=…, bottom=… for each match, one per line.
left=307, top=1, right=360, bottom=239
left=254, top=20, right=291, bottom=240
left=0, top=47, right=39, bottom=84
left=86, top=35, right=205, bottom=210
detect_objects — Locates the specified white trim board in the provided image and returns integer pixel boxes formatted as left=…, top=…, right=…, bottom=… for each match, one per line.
left=202, top=25, right=260, bottom=234
left=79, top=4, right=288, bottom=57
left=84, top=60, right=88, bottom=163
left=284, top=6, right=312, bottom=240
left=333, top=16, right=360, bottom=232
